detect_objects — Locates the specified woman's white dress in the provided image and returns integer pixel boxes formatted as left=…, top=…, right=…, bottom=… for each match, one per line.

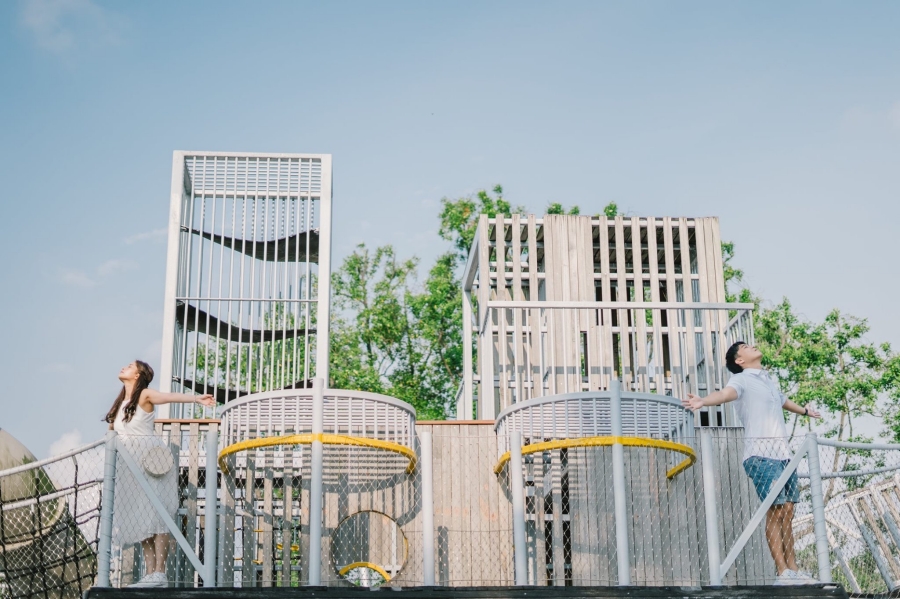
left=113, top=402, right=179, bottom=545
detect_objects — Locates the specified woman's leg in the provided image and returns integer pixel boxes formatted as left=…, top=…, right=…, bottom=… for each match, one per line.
left=141, top=538, right=157, bottom=575
left=152, top=533, right=170, bottom=573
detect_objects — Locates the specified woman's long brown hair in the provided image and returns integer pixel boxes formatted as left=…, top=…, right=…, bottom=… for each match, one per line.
left=104, top=360, right=155, bottom=424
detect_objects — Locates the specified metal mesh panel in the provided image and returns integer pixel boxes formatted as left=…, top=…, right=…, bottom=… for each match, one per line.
left=168, top=153, right=327, bottom=418
left=429, top=426, right=514, bottom=587
left=47, top=420, right=900, bottom=592
left=107, top=432, right=215, bottom=589
left=0, top=441, right=104, bottom=598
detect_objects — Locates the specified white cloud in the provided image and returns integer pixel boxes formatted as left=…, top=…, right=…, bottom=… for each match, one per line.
left=58, top=259, right=138, bottom=287
left=20, top=0, right=125, bottom=54
left=60, top=268, right=95, bottom=287
left=43, top=362, right=75, bottom=374
left=49, top=429, right=83, bottom=457
left=125, top=228, right=168, bottom=245
left=842, top=103, right=900, bottom=133
left=889, top=102, right=900, bottom=131
left=96, top=259, right=137, bottom=277
left=142, top=338, right=162, bottom=366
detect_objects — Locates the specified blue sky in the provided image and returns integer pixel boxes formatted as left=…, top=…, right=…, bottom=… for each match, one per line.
left=1, top=1, right=898, bottom=456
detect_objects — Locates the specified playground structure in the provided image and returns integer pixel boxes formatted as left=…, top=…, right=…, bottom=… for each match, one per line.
left=3, top=152, right=900, bottom=596
left=157, top=151, right=333, bottom=417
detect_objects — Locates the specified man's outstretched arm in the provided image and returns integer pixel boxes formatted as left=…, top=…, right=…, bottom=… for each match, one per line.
left=783, top=399, right=821, bottom=419
left=680, top=387, right=738, bottom=411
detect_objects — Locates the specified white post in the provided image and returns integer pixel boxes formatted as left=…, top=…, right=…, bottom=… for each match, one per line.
left=509, top=431, right=529, bottom=586
left=96, top=431, right=118, bottom=587
left=805, top=433, right=833, bottom=583
left=460, top=290, right=474, bottom=420
left=421, top=431, right=436, bottom=585
left=610, top=380, right=631, bottom=586
left=158, top=151, right=186, bottom=417
left=307, top=378, right=325, bottom=585
left=314, top=157, right=333, bottom=386
left=204, top=427, right=218, bottom=587
left=700, top=428, right=722, bottom=585
left=854, top=511, right=895, bottom=589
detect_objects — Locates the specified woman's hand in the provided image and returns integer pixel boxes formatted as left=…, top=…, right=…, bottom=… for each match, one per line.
left=805, top=406, right=822, bottom=419
left=195, top=394, right=215, bottom=407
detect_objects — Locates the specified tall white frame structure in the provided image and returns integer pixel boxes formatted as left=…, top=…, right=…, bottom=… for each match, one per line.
left=460, top=214, right=753, bottom=423
left=158, top=151, right=333, bottom=418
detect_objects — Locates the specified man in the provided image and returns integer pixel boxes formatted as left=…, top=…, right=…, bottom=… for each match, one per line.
left=681, top=341, right=822, bottom=586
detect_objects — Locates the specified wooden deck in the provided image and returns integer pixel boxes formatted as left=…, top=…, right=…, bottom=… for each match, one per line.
left=84, top=583, right=849, bottom=599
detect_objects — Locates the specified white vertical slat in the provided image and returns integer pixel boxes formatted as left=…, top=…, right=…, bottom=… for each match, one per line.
left=316, top=155, right=334, bottom=385
left=159, top=152, right=188, bottom=414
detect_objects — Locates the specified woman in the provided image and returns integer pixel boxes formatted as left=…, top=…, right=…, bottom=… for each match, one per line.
left=103, top=360, right=214, bottom=588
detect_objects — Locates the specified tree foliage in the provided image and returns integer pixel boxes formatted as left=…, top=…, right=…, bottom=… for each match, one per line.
left=437, top=185, right=523, bottom=259
left=329, top=244, right=460, bottom=420
left=547, top=202, right=580, bottom=215
left=725, top=245, right=900, bottom=452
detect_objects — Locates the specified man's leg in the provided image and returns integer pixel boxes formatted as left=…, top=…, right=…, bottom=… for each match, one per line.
left=765, top=505, right=789, bottom=575
left=779, top=502, right=799, bottom=572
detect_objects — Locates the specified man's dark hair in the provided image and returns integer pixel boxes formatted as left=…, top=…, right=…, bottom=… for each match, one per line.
left=725, top=341, right=746, bottom=375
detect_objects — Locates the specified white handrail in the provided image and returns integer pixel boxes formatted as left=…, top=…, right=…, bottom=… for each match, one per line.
left=0, top=438, right=105, bottom=478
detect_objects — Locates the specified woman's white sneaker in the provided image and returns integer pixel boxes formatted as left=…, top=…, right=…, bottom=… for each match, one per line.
left=774, top=570, right=803, bottom=585
left=128, top=571, right=167, bottom=588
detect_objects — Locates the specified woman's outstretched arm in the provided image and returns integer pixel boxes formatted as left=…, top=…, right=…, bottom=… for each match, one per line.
left=141, top=389, right=215, bottom=408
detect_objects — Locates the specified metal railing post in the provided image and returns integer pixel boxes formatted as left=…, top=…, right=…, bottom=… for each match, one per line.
left=307, top=378, right=325, bottom=585
left=853, top=510, right=895, bottom=589
left=610, top=380, right=631, bottom=585
left=204, top=426, right=218, bottom=587
left=700, top=427, right=722, bottom=585
left=96, top=430, right=118, bottom=587
left=805, top=432, right=833, bottom=583
left=421, top=430, right=436, bottom=585
left=509, top=431, right=529, bottom=586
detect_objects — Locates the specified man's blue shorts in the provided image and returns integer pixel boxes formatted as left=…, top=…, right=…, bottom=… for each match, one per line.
left=743, top=456, right=800, bottom=506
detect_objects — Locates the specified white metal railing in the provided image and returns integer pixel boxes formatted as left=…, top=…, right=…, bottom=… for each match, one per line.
left=218, top=387, right=417, bottom=451
left=494, top=389, right=694, bottom=458
left=473, top=301, right=753, bottom=424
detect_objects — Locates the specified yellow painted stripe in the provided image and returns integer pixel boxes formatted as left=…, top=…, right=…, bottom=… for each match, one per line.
left=219, top=433, right=416, bottom=474
left=338, top=561, right=391, bottom=582
left=493, top=436, right=696, bottom=480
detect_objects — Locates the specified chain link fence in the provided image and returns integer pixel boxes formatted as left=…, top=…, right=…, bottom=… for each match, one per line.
left=0, top=437, right=104, bottom=598
left=106, top=430, right=215, bottom=589
left=7, top=424, right=900, bottom=594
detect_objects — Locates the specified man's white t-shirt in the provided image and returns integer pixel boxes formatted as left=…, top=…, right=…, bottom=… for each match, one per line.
left=725, top=368, right=792, bottom=462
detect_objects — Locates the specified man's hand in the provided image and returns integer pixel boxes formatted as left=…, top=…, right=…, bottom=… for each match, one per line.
left=681, top=393, right=705, bottom=411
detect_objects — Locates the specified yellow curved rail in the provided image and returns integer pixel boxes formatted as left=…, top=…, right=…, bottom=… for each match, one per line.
left=219, top=433, right=417, bottom=474
left=493, top=436, right=696, bottom=479
left=338, top=561, right=391, bottom=582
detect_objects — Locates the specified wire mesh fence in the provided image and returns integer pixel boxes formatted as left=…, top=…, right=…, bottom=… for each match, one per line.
left=0, top=439, right=104, bottom=598
left=802, top=440, right=900, bottom=594
left=105, top=429, right=215, bottom=589
left=8, top=424, right=900, bottom=594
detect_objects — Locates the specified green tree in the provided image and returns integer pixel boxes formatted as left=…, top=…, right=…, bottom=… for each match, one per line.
left=724, top=242, right=900, bottom=496
left=438, top=185, right=523, bottom=258
left=329, top=243, right=456, bottom=419
left=547, top=202, right=580, bottom=215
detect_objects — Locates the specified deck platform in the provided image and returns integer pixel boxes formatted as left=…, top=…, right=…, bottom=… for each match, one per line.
left=85, top=583, right=848, bottom=599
